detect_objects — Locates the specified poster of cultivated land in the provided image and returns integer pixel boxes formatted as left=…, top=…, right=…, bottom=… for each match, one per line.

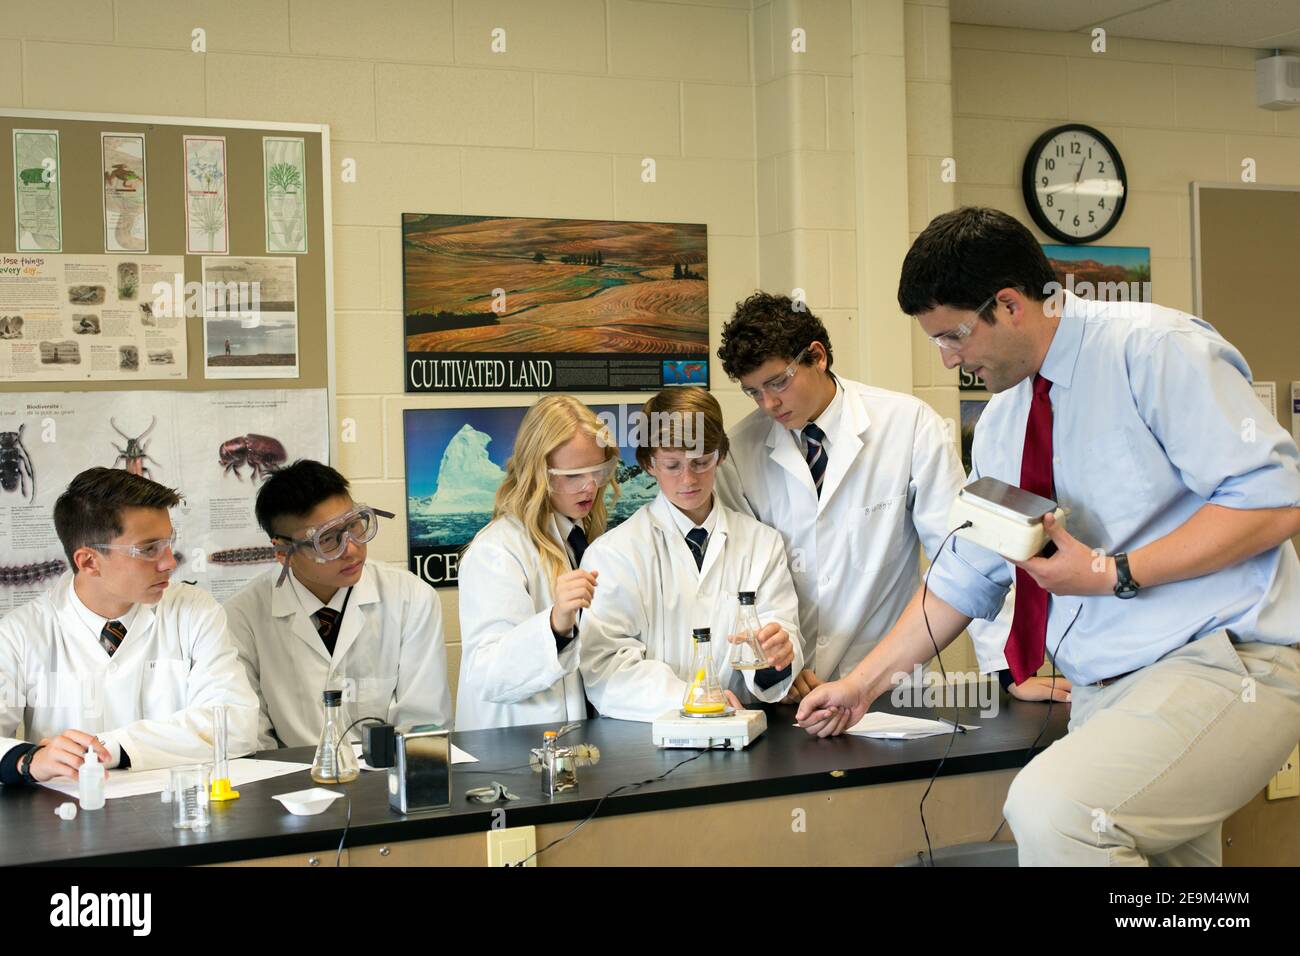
left=402, top=213, right=709, bottom=394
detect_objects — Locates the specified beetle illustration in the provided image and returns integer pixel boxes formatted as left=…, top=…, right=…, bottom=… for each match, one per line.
left=111, top=416, right=160, bottom=478
left=219, top=434, right=287, bottom=482
left=0, top=423, right=35, bottom=502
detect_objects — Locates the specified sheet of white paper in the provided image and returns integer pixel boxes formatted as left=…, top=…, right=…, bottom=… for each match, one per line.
left=841, top=712, right=979, bottom=739
left=351, top=742, right=478, bottom=771
left=39, top=757, right=311, bottom=800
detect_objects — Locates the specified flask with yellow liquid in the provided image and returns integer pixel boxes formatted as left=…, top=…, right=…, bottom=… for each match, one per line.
left=681, top=627, right=732, bottom=717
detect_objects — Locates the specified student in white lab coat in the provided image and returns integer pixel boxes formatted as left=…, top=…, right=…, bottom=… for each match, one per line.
left=579, top=387, right=803, bottom=722
left=223, top=460, right=451, bottom=749
left=0, top=468, right=259, bottom=785
left=715, top=292, right=1068, bottom=703
left=456, top=396, right=622, bottom=730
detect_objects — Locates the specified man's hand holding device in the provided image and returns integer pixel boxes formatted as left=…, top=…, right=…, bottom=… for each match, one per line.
left=948, top=476, right=1124, bottom=597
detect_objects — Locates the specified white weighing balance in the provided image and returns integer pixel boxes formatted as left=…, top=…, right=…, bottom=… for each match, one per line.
left=947, top=476, right=1068, bottom=562
left=652, top=706, right=768, bottom=751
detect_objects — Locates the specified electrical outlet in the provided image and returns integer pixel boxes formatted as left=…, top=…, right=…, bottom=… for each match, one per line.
left=487, top=825, right=537, bottom=867
left=1266, top=744, right=1299, bottom=800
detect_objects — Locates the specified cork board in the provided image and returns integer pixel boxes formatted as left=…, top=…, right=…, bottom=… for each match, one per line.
left=0, top=108, right=332, bottom=394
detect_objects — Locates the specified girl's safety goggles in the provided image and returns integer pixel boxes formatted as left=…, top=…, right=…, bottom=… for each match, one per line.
left=273, top=504, right=394, bottom=586
left=546, top=459, right=618, bottom=494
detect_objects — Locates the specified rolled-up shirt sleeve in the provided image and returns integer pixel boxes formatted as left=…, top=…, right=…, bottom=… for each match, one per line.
left=923, top=456, right=1014, bottom=621
left=1128, top=327, right=1300, bottom=510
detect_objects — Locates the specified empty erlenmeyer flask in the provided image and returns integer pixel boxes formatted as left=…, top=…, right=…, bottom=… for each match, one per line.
left=311, top=689, right=360, bottom=784
left=682, top=628, right=730, bottom=716
left=728, top=591, right=768, bottom=670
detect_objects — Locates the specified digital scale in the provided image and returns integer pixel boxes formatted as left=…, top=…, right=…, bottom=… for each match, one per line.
left=651, top=708, right=768, bottom=751
left=948, top=476, right=1068, bottom=562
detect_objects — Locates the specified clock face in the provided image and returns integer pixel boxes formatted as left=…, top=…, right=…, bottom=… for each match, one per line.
left=1022, top=125, right=1126, bottom=244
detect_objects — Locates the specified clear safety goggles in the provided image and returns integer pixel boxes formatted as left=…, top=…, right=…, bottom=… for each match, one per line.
left=273, top=504, right=394, bottom=586
left=649, top=448, right=719, bottom=477
left=546, top=459, right=617, bottom=494
left=740, top=346, right=809, bottom=401
left=90, top=531, right=178, bottom=562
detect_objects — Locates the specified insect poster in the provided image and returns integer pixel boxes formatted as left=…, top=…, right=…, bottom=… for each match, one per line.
left=403, top=213, right=710, bottom=393
left=0, top=387, right=327, bottom=617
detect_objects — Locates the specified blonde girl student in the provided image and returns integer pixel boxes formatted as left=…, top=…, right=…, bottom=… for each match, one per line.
left=455, top=396, right=620, bottom=730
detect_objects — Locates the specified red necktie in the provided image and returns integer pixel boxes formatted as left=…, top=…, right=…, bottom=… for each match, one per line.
left=1005, top=373, right=1054, bottom=685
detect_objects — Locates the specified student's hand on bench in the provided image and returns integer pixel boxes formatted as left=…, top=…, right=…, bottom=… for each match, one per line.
left=1009, top=675, right=1072, bottom=702
left=30, top=729, right=112, bottom=782
left=781, top=668, right=823, bottom=704
left=795, top=677, right=869, bottom=738
left=724, top=690, right=744, bottom=712
left=550, top=569, right=599, bottom=635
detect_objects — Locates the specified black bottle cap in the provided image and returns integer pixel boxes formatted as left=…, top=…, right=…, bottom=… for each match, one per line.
left=323, top=689, right=343, bottom=704
left=692, top=627, right=711, bottom=641
left=738, top=591, right=756, bottom=605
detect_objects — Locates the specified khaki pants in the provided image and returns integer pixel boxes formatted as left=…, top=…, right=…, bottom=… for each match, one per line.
left=1004, top=631, right=1300, bottom=866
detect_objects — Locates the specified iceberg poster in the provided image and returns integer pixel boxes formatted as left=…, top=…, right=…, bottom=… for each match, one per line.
left=402, top=213, right=710, bottom=394
left=404, top=404, right=659, bottom=588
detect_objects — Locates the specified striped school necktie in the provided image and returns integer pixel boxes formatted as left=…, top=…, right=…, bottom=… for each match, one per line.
left=99, top=620, right=127, bottom=657
left=685, top=527, right=709, bottom=571
left=314, top=606, right=340, bottom=657
left=803, top=421, right=827, bottom=498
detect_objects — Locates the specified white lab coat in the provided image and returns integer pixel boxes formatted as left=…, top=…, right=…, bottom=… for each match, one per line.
left=222, top=561, right=451, bottom=749
left=715, top=378, right=965, bottom=680
left=456, top=514, right=587, bottom=730
left=578, top=494, right=804, bottom=722
left=0, top=573, right=260, bottom=773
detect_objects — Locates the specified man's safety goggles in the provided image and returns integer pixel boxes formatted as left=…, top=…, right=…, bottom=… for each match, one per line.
left=273, top=504, right=394, bottom=586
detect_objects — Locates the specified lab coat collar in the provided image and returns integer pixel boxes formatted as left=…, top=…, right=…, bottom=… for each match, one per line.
left=56, top=571, right=153, bottom=655
left=648, top=493, right=728, bottom=581
left=270, top=562, right=379, bottom=665
left=1038, top=291, right=1087, bottom=390
left=762, top=380, right=871, bottom=512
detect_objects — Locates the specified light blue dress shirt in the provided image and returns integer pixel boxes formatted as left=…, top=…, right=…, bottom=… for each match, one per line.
left=927, top=292, right=1300, bottom=685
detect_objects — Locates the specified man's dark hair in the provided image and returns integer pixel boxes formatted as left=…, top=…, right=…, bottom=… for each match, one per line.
left=897, top=207, right=1057, bottom=321
left=718, top=291, right=834, bottom=379
left=53, top=467, right=182, bottom=567
left=254, top=459, right=351, bottom=539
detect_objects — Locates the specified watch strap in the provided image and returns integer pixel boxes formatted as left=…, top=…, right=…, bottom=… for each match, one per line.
left=1113, top=552, right=1140, bottom=598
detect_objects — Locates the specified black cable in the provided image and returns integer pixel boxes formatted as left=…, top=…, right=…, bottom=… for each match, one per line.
left=916, top=522, right=972, bottom=867
left=329, top=714, right=386, bottom=868
left=508, top=744, right=722, bottom=867
left=989, top=603, right=1081, bottom=844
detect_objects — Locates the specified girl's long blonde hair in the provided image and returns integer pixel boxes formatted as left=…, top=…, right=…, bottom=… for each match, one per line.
left=488, top=396, right=620, bottom=590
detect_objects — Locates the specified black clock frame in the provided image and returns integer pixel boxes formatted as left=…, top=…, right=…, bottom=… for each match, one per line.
left=1021, top=123, right=1127, bottom=244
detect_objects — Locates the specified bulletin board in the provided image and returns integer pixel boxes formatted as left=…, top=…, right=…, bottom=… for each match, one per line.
left=0, top=108, right=335, bottom=410
left=0, top=109, right=336, bottom=617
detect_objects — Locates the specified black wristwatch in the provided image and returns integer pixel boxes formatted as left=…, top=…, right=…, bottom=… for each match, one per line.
left=1113, top=552, right=1140, bottom=599
left=17, top=745, right=41, bottom=784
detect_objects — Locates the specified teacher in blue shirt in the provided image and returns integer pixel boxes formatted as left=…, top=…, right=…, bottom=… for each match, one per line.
left=797, top=206, right=1300, bottom=866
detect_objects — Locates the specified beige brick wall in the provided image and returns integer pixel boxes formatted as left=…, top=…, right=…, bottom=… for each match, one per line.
left=0, top=0, right=762, bottom=711
left=951, top=23, right=1300, bottom=317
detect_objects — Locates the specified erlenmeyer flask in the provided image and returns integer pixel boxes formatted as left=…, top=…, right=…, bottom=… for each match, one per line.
left=682, top=628, right=730, bottom=716
left=311, top=689, right=360, bottom=784
left=728, top=591, right=768, bottom=670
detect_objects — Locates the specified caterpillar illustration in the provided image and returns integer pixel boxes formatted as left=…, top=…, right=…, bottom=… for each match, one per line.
left=209, top=546, right=277, bottom=566
left=0, top=559, right=67, bottom=587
